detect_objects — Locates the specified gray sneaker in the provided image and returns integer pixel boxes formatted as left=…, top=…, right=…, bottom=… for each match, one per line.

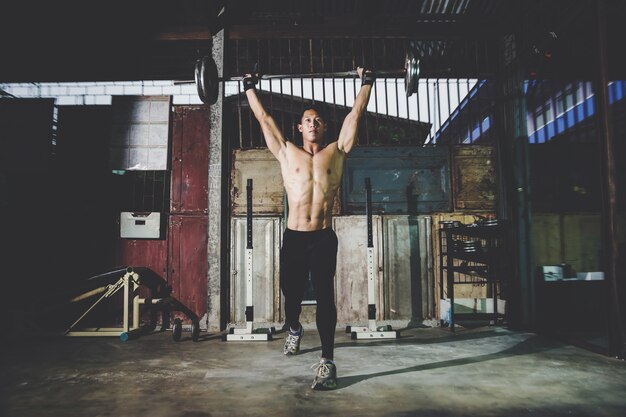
left=311, top=359, right=338, bottom=390
left=283, top=326, right=303, bottom=356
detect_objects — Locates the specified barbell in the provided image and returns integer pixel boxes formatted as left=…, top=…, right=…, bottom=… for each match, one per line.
left=195, top=49, right=420, bottom=105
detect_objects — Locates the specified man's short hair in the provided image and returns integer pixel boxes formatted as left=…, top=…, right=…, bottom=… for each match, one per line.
left=301, top=105, right=326, bottom=121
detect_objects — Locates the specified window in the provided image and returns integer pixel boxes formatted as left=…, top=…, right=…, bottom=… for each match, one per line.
left=556, top=83, right=581, bottom=115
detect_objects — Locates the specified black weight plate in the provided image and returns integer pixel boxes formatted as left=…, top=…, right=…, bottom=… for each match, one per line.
left=203, top=56, right=219, bottom=105
left=405, top=49, right=420, bottom=97
left=195, top=58, right=206, bottom=104
left=195, top=56, right=219, bottom=105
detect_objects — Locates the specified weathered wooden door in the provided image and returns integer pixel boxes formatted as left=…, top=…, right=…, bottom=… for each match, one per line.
left=168, top=106, right=209, bottom=323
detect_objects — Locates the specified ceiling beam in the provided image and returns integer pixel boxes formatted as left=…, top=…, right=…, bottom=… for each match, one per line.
left=151, top=25, right=212, bottom=41
left=228, top=19, right=499, bottom=41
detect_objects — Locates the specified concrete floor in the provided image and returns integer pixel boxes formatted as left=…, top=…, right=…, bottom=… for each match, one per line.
left=2, top=324, right=626, bottom=417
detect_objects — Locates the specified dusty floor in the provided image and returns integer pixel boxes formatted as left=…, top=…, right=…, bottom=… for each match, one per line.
left=2, top=324, right=626, bottom=417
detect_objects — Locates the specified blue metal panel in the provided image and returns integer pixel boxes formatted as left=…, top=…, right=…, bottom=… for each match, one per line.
left=343, top=147, right=450, bottom=214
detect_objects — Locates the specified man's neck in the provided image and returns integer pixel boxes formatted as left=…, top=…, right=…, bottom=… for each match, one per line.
left=303, top=142, right=323, bottom=155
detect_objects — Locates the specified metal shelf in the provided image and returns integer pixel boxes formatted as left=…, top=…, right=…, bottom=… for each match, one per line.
left=439, top=220, right=510, bottom=331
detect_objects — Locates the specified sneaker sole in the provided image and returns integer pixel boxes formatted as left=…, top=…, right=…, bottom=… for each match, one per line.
left=312, top=380, right=338, bottom=390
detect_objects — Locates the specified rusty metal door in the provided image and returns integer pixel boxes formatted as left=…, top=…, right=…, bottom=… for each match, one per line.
left=168, top=214, right=208, bottom=322
left=171, top=106, right=209, bottom=215
left=167, top=105, right=210, bottom=323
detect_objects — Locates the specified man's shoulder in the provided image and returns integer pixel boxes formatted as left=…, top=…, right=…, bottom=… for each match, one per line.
left=321, top=141, right=341, bottom=152
left=324, top=140, right=348, bottom=157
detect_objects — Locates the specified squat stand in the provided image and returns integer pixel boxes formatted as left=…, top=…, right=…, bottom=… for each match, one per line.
left=347, top=177, right=399, bottom=340
left=225, top=179, right=273, bottom=341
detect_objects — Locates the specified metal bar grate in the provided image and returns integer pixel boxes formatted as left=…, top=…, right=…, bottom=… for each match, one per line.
left=226, top=38, right=494, bottom=149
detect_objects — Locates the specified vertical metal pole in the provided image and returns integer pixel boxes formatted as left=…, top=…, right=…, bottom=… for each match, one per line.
left=456, top=79, right=462, bottom=142
left=245, top=178, right=254, bottom=333
left=595, top=0, right=624, bottom=359
left=132, top=272, right=140, bottom=330
left=246, top=40, right=254, bottom=148
left=123, top=272, right=130, bottom=332
left=365, top=177, right=376, bottom=330
left=289, top=39, right=295, bottom=140
left=493, top=26, right=533, bottom=329
left=446, top=229, right=455, bottom=330
left=425, top=80, right=432, bottom=143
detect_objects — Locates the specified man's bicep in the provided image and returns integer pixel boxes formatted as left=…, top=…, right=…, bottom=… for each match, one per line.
left=260, top=117, right=287, bottom=157
left=337, top=113, right=359, bottom=154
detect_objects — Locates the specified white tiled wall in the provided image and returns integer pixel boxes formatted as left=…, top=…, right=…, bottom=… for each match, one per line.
left=0, top=81, right=205, bottom=106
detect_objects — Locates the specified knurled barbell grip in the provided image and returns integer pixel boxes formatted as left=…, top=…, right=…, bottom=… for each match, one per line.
left=222, top=69, right=406, bottom=82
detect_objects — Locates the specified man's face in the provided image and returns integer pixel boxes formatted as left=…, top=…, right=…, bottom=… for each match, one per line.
left=298, top=109, right=326, bottom=143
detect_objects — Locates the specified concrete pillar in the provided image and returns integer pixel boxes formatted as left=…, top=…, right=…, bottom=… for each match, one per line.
left=208, top=30, right=225, bottom=331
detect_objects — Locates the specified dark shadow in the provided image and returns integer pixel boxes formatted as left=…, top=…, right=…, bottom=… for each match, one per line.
left=298, top=327, right=517, bottom=355
left=334, top=334, right=562, bottom=390
left=179, top=332, right=225, bottom=343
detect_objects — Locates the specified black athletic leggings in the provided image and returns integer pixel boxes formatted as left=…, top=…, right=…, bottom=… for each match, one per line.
left=280, top=227, right=338, bottom=360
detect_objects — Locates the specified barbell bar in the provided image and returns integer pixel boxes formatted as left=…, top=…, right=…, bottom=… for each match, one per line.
left=194, top=49, right=419, bottom=105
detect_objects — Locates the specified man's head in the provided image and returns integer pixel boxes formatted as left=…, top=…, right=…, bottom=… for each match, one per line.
left=298, top=106, right=327, bottom=144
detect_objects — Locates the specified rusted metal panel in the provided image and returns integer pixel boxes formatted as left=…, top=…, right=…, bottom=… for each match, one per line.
left=333, top=215, right=384, bottom=325
left=451, top=145, right=497, bottom=211
left=383, top=215, right=434, bottom=322
left=168, top=215, right=208, bottom=322
left=117, top=237, right=168, bottom=279
left=171, top=106, right=210, bottom=214
left=231, top=149, right=284, bottom=215
left=343, top=147, right=450, bottom=214
left=230, top=217, right=282, bottom=324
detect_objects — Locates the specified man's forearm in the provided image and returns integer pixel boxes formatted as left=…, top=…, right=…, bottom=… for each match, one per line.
left=245, top=87, right=285, bottom=156
left=246, top=88, right=268, bottom=121
left=352, top=84, right=373, bottom=118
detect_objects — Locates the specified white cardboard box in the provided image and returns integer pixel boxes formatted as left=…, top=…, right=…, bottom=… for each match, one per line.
left=576, top=271, right=605, bottom=281
left=120, top=212, right=161, bottom=239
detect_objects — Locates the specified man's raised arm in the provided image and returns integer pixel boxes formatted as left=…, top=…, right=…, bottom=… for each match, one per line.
left=337, top=67, right=374, bottom=155
left=244, top=75, right=287, bottom=160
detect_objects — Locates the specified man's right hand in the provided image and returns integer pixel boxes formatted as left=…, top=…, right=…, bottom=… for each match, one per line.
left=243, top=73, right=258, bottom=91
left=358, top=67, right=375, bottom=86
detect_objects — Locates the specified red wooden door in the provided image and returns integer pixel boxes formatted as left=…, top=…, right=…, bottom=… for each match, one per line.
left=168, top=105, right=209, bottom=323
left=117, top=238, right=168, bottom=278
left=168, top=215, right=208, bottom=321
left=170, top=106, right=209, bottom=215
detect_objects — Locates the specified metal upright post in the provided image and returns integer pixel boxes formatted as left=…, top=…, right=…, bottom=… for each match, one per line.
left=348, top=177, right=399, bottom=340
left=226, top=179, right=272, bottom=341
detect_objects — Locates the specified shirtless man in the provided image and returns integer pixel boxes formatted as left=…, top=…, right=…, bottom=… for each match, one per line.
left=243, top=68, right=374, bottom=390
